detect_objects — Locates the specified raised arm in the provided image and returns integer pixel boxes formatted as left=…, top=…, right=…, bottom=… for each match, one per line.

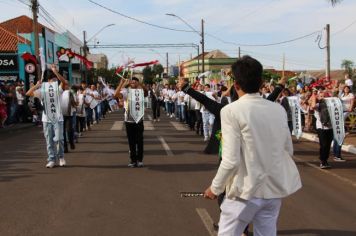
left=26, top=81, right=41, bottom=97
left=178, top=79, right=223, bottom=116
left=51, top=64, right=68, bottom=90
left=267, top=77, right=287, bottom=102
left=114, top=79, right=129, bottom=99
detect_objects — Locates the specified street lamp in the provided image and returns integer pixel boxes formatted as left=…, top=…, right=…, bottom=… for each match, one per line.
left=166, top=13, right=205, bottom=81
left=82, top=23, right=115, bottom=82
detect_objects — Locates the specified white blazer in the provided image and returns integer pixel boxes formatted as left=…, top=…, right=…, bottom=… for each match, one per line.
left=211, top=93, right=302, bottom=200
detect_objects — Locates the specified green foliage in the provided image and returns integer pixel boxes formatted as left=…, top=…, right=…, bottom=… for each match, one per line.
left=142, top=64, right=165, bottom=84
left=341, top=59, right=354, bottom=77
left=262, top=70, right=280, bottom=82
left=87, top=67, right=120, bottom=86
left=152, top=64, right=164, bottom=78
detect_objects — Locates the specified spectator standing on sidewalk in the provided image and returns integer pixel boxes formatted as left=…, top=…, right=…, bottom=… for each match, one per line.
left=0, top=91, right=7, bottom=128
left=26, top=64, right=68, bottom=168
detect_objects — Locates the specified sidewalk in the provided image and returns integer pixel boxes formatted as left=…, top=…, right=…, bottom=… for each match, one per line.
left=301, top=132, right=356, bottom=155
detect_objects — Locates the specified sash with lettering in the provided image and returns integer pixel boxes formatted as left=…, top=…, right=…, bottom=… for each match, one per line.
left=324, top=97, right=345, bottom=145
left=287, top=96, right=302, bottom=139
left=41, top=82, right=62, bottom=123
left=128, top=88, right=144, bottom=123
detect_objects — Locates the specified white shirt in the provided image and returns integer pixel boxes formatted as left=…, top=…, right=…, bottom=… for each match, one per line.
left=34, top=86, right=64, bottom=123
left=341, top=93, right=355, bottom=111
left=16, top=91, right=25, bottom=105
left=345, top=79, right=353, bottom=87
left=60, top=90, right=76, bottom=116
left=211, top=93, right=302, bottom=200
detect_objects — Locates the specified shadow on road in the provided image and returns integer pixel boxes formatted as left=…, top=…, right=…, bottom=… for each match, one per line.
left=147, top=163, right=217, bottom=172
left=278, top=229, right=356, bottom=235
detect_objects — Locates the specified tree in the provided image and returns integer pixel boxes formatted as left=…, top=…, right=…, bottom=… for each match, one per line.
left=142, top=66, right=154, bottom=84
left=152, top=64, right=164, bottom=78
left=329, top=0, right=342, bottom=6
left=341, top=59, right=354, bottom=76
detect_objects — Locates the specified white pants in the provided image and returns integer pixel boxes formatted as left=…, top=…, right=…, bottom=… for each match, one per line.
left=218, top=197, right=282, bottom=236
left=202, top=111, right=215, bottom=138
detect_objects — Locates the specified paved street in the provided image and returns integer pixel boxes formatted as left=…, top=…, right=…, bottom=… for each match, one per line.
left=1, top=111, right=356, bottom=236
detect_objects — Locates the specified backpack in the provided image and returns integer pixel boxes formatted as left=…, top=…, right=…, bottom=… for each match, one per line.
left=319, top=99, right=332, bottom=128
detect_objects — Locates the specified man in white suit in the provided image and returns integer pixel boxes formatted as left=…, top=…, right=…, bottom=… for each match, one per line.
left=204, top=56, right=302, bottom=236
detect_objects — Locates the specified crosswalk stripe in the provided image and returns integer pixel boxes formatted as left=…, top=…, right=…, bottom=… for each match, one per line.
left=196, top=208, right=217, bottom=236
left=170, top=121, right=189, bottom=131
left=110, top=121, right=123, bottom=130
left=144, top=121, right=154, bottom=130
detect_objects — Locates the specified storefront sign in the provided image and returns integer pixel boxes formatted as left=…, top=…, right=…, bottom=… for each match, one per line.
left=0, top=54, right=18, bottom=71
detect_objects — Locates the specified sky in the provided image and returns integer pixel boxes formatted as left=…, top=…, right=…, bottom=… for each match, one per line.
left=1, top=0, right=356, bottom=71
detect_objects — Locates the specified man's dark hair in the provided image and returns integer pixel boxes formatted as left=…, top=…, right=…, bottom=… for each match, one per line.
left=205, top=84, right=210, bottom=88
left=132, top=77, right=139, bottom=82
left=43, top=69, right=56, bottom=82
left=231, top=55, right=263, bottom=93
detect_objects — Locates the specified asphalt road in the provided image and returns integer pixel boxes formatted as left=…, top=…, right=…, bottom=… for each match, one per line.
left=0, top=110, right=355, bottom=236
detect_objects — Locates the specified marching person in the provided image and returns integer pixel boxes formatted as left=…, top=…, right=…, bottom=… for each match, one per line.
left=150, top=83, right=161, bottom=122
left=26, top=64, right=68, bottom=168
left=203, top=56, right=301, bottom=236
left=114, top=77, right=148, bottom=168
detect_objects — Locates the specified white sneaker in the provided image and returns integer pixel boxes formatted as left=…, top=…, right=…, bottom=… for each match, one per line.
left=46, top=161, right=55, bottom=168
left=59, top=158, right=66, bottom=167
left=157, top=118, right=160, bottom=122
left=153, top=119, right=157, bottom=122
left=204, top=136, right=209, bottom=141
left=170, top=114, right=173, bottom=118
left=137, top=162, right=144, bottom=167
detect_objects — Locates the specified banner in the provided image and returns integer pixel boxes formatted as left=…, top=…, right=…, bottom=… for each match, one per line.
left=287, top=96, right=302, bottom=139
left=129, top=89, right=144, bottom=123
left=41, top=82, right=62, bottom=123
left=324, top=97, right=345, bottom=145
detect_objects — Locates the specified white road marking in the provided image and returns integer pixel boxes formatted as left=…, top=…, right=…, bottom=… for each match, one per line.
left=294, top=156, right=356, bottom=188
left=144, top=121, right=155, bottom=130
left=110, top=121, right=123, bottom=130
left=170, top=121, right=189, bottom=131
left=196, top=208, right=217, bottom=236
left=158, top=136, right=173, bottom=156
left=147, top=115, right=153, bottom=121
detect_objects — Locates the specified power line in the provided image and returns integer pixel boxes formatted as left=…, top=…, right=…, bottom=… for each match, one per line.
left=206, top=30, right=321, bottom=47
left=332, top=19, right=356, bottom=36
left=88, top=0, right=195, bottom=33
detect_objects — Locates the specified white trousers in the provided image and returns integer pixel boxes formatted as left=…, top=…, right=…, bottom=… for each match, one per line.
left=218, top=197, right=282, bottom=236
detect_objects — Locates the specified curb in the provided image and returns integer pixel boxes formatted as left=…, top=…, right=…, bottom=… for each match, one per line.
left=300, top=133, right=356, bottom=155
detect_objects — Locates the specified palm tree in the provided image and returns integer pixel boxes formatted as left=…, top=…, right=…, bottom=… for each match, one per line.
left=329, top=0, right=342, bottom=6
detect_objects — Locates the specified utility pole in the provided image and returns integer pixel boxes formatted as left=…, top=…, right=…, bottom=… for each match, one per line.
left=31, top=0, right=40, bottom=80
left=282, top=53, right=285, bottom=78
left=83, top=30, right=87, bottom=82
left=166, top=52, right=169, bottom=76
left=238, top=47, right=241, bottom=58
left=326, top=24, right=331, bottom=79
left=201, top=19, right=205, bottom=83
left=197, top=47, right=200, bottom=75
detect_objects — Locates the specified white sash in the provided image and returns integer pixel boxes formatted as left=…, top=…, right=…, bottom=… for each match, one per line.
left=287, top=96, right=302, bottom=139
left=128, top=89, right=144, bottom=123
left=41, top=82, right=62, bottom=123
left=324, top=97, right=345, bottom=145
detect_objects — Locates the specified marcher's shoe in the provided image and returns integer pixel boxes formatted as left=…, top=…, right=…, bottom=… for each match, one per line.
left=157, top=118, right=160, bottom=122
left=320, top=163, right=331, bottom=169
left=46, top=161, right=55, bottom=168
left=137, top=162, right=144, bottom=168
left=213, top=223, right=219, bottom=231
left=59, top=158, right=66, bottom=167
left=128, top=162, right=137, bottom=168
left=334, top=157, right=346, bottom=162
left=153, top=119, right=157, bottom=122
left=70, top=143, right=75, bottom=150
left=204, top=136, right=209, bottom=141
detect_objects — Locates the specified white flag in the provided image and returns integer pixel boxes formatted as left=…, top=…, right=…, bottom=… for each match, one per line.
left=287, top=96, right=302, bottom=139
left=129, top=89, right=144, bottom=123
left=324, top=97, right=345, bottom=145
